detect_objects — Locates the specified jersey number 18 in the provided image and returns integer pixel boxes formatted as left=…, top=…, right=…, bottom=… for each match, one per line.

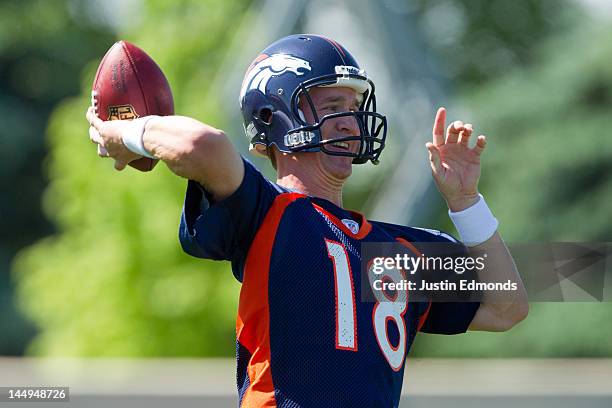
left=325, top=239, right=408, bottom=371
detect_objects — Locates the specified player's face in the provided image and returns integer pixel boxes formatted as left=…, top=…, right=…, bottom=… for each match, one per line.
left=298, top=86, right=361, bottom=179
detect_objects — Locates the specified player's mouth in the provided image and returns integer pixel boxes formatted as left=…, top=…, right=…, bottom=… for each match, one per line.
left=323, top=136, right=359, bottom=155
left=330, top=141, right=350, bottom=150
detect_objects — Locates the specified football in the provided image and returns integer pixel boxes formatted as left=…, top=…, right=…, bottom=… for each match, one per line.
left=92, top=40, right=174, bottom=171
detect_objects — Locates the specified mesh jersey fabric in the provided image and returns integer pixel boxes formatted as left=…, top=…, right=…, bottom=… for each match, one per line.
left=179, top=157, right=480, bottom=407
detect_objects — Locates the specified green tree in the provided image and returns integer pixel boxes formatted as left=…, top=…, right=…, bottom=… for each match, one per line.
left=13, top=0, right=251, bottom=356
left=410, top=0, right=578, bottom=87
left=0, top=0, right=116, bottom=354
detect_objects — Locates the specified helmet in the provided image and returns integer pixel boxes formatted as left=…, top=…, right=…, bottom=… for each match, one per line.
left=239, top=34, right=387, bottom=165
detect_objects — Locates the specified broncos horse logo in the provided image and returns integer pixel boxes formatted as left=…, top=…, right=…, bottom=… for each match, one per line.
left=240, top=54, right=311, bottom=103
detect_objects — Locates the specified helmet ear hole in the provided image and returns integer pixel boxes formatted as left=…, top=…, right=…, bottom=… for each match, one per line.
left=258, top=107, right=273, bottom=125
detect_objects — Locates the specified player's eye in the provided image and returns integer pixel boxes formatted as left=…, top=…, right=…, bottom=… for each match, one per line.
left=321, top=104, right=359, bottom=114
left=321, top=105, right=340, bottom=113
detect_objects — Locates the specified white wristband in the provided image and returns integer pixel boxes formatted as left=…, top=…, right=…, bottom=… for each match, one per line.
left=121, top=116, right=158, bottom=159
left=448, top=194, right=498, bottom=247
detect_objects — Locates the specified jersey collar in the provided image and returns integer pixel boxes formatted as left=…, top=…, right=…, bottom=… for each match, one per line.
left=311, top=199, right=372, bottom=239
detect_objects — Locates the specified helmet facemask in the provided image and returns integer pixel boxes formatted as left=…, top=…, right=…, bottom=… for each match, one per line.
left=287, top=73, right=387, bottom=165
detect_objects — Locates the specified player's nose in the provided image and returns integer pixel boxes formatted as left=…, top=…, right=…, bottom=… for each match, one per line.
left=335, top=113, right=360, bottom=135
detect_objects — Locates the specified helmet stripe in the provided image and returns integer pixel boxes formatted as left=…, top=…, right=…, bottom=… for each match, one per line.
left=317, top=35, right=347, bottom=65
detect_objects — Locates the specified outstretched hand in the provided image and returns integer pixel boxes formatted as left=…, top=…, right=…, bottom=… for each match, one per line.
left=426, top=107, right=487, bottom=212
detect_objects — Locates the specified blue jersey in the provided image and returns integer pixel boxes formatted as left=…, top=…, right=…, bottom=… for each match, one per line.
left=179, top=158, right=479, bottom=408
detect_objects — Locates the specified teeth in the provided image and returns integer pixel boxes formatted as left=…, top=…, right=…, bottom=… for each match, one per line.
left=332, top=142, right=349, bottom=149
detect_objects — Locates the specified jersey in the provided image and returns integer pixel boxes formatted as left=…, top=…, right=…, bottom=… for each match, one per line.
left=179, top=158, right=480, bottom=408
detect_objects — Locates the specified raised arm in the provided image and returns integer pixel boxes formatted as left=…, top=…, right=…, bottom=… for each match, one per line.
left=86, top=108, right=243, bottom=202
left=426, top=107, right=528, bottom=331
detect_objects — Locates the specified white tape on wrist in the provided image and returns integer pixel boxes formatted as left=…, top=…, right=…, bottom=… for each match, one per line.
left=121, top=116, right=158, bottom=159
left=448, top=194, right=498, bottom=246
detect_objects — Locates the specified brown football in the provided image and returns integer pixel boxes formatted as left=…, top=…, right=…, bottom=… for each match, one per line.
left=92, top=40, right=174, bottom=171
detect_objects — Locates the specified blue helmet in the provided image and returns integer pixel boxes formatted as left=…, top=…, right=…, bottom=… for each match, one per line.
left=239, top=34, right=387, bottom=165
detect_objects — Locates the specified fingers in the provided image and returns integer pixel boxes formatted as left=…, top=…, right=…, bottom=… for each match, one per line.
left=473, top=135, right=487, bottom=155
left=426, top=142, right=443, bottom=176
left=97, top=145, right=109, bottom=157
left=114, top=159, right=128, bottom=171
left=458, top=123, right=473, bottom=145
left=86, top=106, right=103, bottom=129
left=87, top=105, right=128, bottom=170
left=97, top=144, right=131, bottom=172
left=436, top=108, right=473, bottom=146
left=446, top=120, right=463, bottom=144
left=432, top=107, right=446, bottom=146
left=89, top=126, right=103, bottom=144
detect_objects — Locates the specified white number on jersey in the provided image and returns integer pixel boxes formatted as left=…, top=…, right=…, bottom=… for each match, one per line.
left=326, top=239, right=409, bottom=370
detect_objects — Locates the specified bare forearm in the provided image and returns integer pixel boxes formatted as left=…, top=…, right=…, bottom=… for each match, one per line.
left=142, top=116, right=243, bottom=201
left=424, top=109, right=528, bottom=331
left=142, top=116, right=209, bottom=163
left=86, top=107, right=243, bottom=201
left=469, top=231, right=529, bottom=331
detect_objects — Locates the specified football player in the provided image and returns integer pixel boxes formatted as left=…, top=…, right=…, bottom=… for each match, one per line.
left=87, top=34, right=528, bottom=407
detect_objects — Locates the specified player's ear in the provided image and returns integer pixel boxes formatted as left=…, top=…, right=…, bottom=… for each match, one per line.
left=253, top=144, right=278, bottom=170
left=265, top=145, right=278, bottom=170
left=254, top=144, right=268, bottom=157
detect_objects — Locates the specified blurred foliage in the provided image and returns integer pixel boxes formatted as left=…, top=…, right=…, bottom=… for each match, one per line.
left=11, top=0, right=250, bottom=356
left=8, top=0, right=611, bottom=358
left=413, top=24, right=612, bottom=357
left=0, top=0, right=117, bottom=252
left=410, top=0, right=579, bottom=88
left=0, top=0, right=117, bottom=354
